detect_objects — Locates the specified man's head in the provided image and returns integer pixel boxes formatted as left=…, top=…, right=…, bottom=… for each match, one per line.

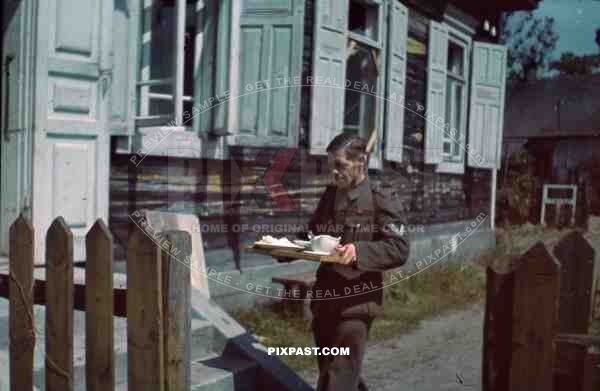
left=326, top=133, right=369, bottom=189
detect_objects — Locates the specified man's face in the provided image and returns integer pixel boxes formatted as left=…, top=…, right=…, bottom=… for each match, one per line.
left=328, top=152, right=362, bottom=189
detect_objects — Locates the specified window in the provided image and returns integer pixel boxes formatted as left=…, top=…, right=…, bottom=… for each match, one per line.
left=344, top=40, right=378, bottom=136
left=132, top=0, right=304, bottom=151
left=310, top=0, right=408, bottom=165
left=442, top=39, right=468, bottom=164
left=136, top=0, right=197, bottom=129
left=425, top=20, right=471, bottom=173
left=343, top=0, right=383, bottom=140
left=348, top=0, right=379, bottom=41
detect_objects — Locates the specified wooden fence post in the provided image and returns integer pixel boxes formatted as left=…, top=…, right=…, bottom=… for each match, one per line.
left=553, top=231, right=595, bottom=334
left=482, top=263, right=516, bottom=391
left=85, top=219, right=114, bottom=391
left=9, top=215, right=35, bottom=391
left=127, top=227, right=165, bottom=391
left=45, top=217, right=74, bottom=391
left=161, top=230, right=191, bottom=391
left=509, top=242, right=560, bottom=391
left=582, top=345, right=600, bottom=391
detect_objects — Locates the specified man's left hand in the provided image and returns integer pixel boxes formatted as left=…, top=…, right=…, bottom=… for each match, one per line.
left=335, top=244, right=357, bottom=266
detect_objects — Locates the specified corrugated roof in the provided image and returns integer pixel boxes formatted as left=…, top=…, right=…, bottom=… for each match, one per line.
left=504, top=74, right=600, bottom=139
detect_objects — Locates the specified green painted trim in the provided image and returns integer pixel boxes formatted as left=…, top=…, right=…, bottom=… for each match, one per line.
left=45, top=132, right=98, bottom=140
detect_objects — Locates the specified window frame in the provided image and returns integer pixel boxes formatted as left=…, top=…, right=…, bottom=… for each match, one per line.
left=436, top=24, right=471, bottom=175
left=135, top=0, right=192, bottom=131
left=342, top=0, right=386, bottom=154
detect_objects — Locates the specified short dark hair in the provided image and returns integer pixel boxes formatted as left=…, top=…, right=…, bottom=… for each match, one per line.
left=326, top=133, right=368, bottom=162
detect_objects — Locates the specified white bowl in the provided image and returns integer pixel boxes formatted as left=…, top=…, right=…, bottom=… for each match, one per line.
left=310, top=235, right=341, bottom=254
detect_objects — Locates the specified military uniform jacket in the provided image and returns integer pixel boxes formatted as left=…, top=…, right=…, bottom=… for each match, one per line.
left=305, top=177, right=410, bottom=319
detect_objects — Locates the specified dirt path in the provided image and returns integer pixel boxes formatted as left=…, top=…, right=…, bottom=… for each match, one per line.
left=300, top=303, right=485, bottom=391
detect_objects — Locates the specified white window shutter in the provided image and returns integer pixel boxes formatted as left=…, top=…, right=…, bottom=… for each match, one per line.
left=195, top=0, right=304, bottom=148
left=233, top=0, right=305, bottom=147
left=467, top=42, right=507, bottom=169
left=310, top=0, right=348, bottom=155
left=193, top=0, right=219, bottom=136
left=384, top=0, right=408, bottom=163
left=424, top=21, right=448, bottom=164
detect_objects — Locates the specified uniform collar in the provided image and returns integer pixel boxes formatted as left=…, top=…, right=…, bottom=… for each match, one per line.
left=347, top=176, right=370, bottom=201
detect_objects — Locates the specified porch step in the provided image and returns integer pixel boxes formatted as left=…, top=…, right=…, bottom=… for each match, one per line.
left=191, top=353, right=257, bottom=391
left=28, top=313, right=222, bottom=390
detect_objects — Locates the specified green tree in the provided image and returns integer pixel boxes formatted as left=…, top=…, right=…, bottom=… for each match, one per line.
left=549, top=52, right=600, bottom=75
left=500, top=12, right=559, bottom=82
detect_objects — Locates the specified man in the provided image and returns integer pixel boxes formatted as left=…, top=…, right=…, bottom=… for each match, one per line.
left=304, top=133, right=410, bottom=391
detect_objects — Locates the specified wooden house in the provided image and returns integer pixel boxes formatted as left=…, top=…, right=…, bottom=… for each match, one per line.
left=1, top=0, right=537, bottom=278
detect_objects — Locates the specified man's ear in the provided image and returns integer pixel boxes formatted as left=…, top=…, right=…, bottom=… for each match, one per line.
left=358, top=154, right=368, bottom=168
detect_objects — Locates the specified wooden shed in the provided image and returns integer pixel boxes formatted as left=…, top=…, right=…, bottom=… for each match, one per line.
left=503, top=75, right=600, bottom=224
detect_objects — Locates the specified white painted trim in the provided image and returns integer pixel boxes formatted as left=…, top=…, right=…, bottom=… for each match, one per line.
left=173, top=0, right=186, bottom=125
left=443, top=5, right=478, bottom=37
left=227, top=0, right=241, bottom=135
left=436, top=161, right=465, bottom=175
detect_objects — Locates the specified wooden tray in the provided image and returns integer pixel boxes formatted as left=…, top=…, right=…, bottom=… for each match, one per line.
left=252, top=242, right=304, bottom=251
left=243, top=245, right=341, bottom=263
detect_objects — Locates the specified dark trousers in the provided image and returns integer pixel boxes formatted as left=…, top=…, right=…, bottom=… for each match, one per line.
left=312, top=315, right=373, bottom=391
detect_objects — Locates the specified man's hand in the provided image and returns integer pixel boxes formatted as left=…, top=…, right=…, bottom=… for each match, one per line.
left=335, top=244, right=357, bottom=266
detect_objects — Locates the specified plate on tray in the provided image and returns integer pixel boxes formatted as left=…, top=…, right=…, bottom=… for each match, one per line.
left=292, top=239, right=311, bottom=248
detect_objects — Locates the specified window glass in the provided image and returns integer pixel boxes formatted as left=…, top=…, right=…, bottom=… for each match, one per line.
left=443, top=36, right=467, bottom=164
left=447, top=41, right=464, bottom=77
left=348, top=0, right=378, bottom=41
left=344, top=41, right=378, bottom=139
left=138, top=0, right=196, bottom=121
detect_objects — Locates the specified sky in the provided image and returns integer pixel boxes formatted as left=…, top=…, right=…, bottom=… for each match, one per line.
left=534, top=0, right=600, bottom=59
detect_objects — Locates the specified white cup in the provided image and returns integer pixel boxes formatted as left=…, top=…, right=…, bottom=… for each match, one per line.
left=310, top=235, right=341, bottom=254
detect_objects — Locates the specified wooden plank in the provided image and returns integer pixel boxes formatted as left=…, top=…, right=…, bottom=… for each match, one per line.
left=555, top=333, right=600, bottom=346
left=127, top=228, right=165, bottom=391
left=553, top=340, right=586, bottom=391
left=509, top=242, right=560, bottom=391
left=45, top=217, right=74, bottom=391
left=553, top=231, right=595, bottom=334
left=482, top=266, right=515, bottom=391
left=243, top=245, right=341, bottom=263
left=582, top=346, right=600, bottom=391
left=9, top=215, right=35, bottom=391
left=85, top=219, right=114, bottom=391
left=162, top=231, right=191, bottom=391
left=0, top=272, right=127, bottom=316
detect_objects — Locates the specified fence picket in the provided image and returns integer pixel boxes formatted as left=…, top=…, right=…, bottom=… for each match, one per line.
left=509, top=242, right=560, bottom=391
left=45, top=217, right=74, bottom=391
left=86, top=219, right=114, bottom=391
left=162, top=231, right=191, bottom=391
left=582, top=346, right=600, bottom=391
left=553, top=231, right=595, bottom=334
left=9, top=215, right=35, bottom=391
left=127, top=228, right=164, bottom=391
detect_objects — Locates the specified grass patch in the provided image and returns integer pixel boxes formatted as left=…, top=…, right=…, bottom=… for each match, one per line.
left=231, top=222, right=600, bottom=371
left=231, top=262, right=486, bottom=371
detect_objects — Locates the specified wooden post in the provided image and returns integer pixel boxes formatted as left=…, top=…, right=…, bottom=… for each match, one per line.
left=509, top=242, right=560, bottom=391
left=85, top=219, right=114, bottom=391
left=45, top=217, right=74, bottom=391
left=161, top=230, right=192, bottom=391
left=9, top=215, right=35, bottom=391
left=553, top=231, right=595, bottom=334
left=582, top=345, right=600, bottom=391
left=482, top=264, right=516, bottom=391
left=127, top=228, right=165, bottom=391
